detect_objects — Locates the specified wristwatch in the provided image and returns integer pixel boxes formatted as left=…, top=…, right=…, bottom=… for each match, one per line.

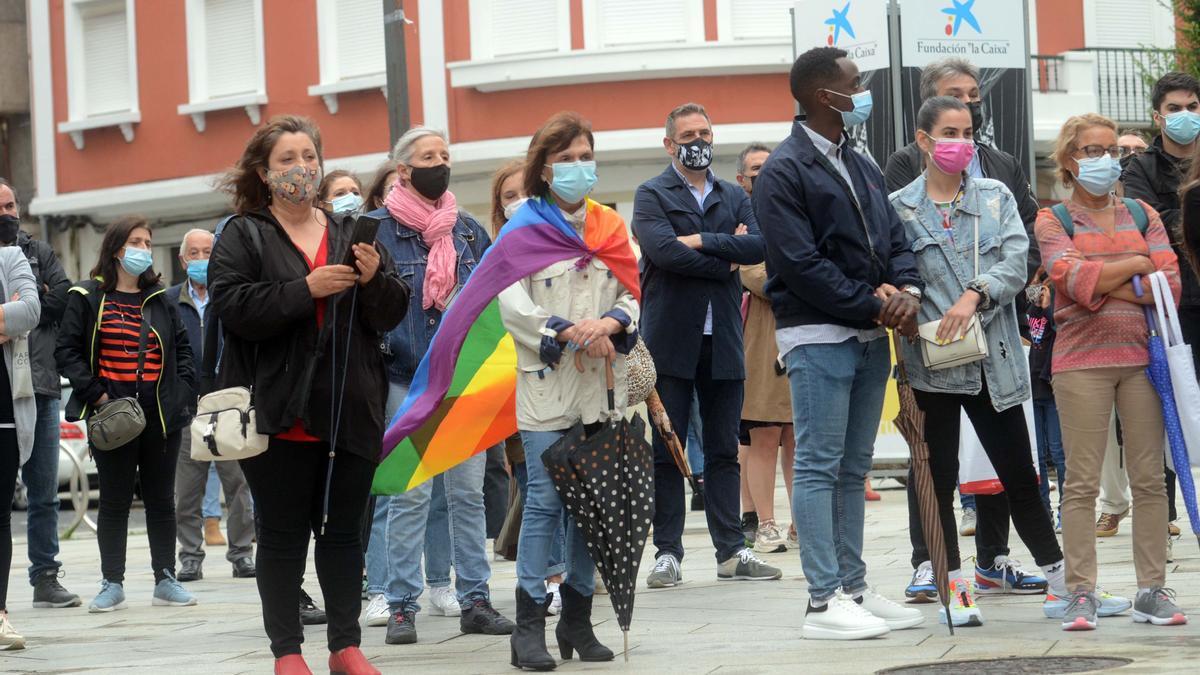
left=900, top=285, right=922, bottom=302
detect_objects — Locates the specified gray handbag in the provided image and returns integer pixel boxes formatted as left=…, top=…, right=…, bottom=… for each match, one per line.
left=87, top=305, right=151, bottom=451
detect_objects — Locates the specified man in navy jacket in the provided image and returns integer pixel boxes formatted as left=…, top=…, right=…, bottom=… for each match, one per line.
left=753, top=48, right=924, bottom=640
left=633, top=103, right=780, bottom=589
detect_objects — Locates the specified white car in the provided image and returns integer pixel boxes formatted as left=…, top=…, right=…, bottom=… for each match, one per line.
left=11, top=379, right=97, bottom=510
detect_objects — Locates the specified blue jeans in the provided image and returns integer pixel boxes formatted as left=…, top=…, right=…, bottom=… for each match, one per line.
left=516, top=430, right=594, bottom=601
left=686, top=391, right=704, bottom=475
left=22, top=394, right=62, bottom=582
left=202, top=463, right=221, bottom=519
left=514, top=461, right=567, bottom=578
left=374, top=383, right=492, bottom=612
left=424, top=474, right=451, bottom=588
left=786, top=338, right=890, bottom=602
left=1033, top=398, right=1067, bottom=515
left=960, top=491, right=976, bottom=511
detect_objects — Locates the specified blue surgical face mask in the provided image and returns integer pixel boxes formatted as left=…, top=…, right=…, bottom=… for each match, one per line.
left=547, top=161, right=598, bottom=204
left=120, top=246, right=154, bottom=277
left=824, top=89, right=873, bottom=127
left=1073, top=156, right=1122, bottom=197
left=186, top=259, right=208, bottom=285
left=1161, top=110, right=1200, bottom=145
left=330, top=192, right=364, bottom=214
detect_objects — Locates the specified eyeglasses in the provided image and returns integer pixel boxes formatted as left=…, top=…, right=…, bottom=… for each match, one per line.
left=1073, top=145, right=1121, bottom=160
left=1118, top=145, right=1148, bottom=158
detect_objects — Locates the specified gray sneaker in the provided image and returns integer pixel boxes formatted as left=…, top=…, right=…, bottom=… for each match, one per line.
left=1061, top=590, right=1098, bottom=631
left=153, top=571, right=197, bottom=607
left=646, top=554, right=681, bottom=588
left=717, top=548, right=782, bottom=581
left=1133, top=587, right=1188, bottom=626
left=386, top=608, right=417, bottom=645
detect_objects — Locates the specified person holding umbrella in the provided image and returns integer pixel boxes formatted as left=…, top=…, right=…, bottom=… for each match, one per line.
left=1037, top=113, right=1186, bottom=631
left=888, top=97, right=1069, bottom=627
left=498, top=111, right=639, bottom=670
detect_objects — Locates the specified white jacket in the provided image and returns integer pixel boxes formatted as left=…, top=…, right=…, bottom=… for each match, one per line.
left=498, top=207, right=639, bottom=431
left=0, top=246, right=42, bottom=465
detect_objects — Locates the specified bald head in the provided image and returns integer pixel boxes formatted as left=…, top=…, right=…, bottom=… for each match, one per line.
left=179, top=229, right=214, bottom=287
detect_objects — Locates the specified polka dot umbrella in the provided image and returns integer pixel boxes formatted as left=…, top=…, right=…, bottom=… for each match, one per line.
left=542, top=354, right=655, bottom=662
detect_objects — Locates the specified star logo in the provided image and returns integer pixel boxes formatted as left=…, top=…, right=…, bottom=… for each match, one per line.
left=824, top=2, right=856, bottom=46
left=942, top=0, right=982, bottom=37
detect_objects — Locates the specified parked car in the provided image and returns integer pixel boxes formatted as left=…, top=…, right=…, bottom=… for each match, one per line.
left=11, top=379, right=97, bottom=510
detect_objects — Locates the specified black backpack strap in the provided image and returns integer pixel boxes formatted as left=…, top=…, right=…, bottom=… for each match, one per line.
left=134, top=303, right=152, bottom=400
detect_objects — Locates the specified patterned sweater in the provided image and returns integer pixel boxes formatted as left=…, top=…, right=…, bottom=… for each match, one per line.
left=1034, top=199, right=1181, bottom=374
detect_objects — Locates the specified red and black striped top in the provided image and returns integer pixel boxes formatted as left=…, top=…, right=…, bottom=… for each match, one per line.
left=97, top=291, right=161, bottom=401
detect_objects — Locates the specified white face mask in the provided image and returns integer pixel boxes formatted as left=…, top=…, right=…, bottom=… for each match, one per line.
left=503, top=197, right=528, bottom=221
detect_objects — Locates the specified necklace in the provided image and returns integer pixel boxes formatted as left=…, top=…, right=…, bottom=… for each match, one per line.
left=1070, top=193, right=1114, bottom=212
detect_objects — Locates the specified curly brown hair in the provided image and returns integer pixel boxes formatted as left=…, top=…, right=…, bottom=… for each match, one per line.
left=90, top=216, right=161, bottom=293
left=219, top=115, right=324, bottom=215
left=523, top=112, right=594, bottom=200
left=364, top=160, right=398, bottom=210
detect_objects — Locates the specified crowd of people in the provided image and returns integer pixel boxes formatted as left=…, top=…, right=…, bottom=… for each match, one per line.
left=0, top=44, right=1197, bottom=672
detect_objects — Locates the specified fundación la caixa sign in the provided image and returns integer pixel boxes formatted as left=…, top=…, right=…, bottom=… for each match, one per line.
left=793, top=0, right=1027, bottom=71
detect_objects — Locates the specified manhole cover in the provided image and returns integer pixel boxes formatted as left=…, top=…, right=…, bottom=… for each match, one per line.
left=878, top=656, right=1132, bottom=674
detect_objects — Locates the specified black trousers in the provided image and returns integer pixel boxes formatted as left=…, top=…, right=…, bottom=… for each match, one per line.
left=652, top=336, right=745, bottom=563
left=909, top=386, right=1062, bottom=572
left=239, top=439, right=375, bottom=658
left=92, top=426, right=181, bottom=584
left=0, top=429, right=17, bottom=610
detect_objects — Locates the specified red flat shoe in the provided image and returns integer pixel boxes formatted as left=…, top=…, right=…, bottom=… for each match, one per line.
left=329, top=646, right=380, bottom=675
left=865, top=478, right=882, bottom=502
left=274, top=654, right=313, bottom=675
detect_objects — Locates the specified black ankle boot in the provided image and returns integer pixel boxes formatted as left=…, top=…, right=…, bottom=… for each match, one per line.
left=510, top=587, right=556, bottom=671
left=555, top=582, right=614, bottom=662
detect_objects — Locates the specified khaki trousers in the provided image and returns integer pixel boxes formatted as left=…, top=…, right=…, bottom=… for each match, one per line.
left=1054, top=367, right=1167, bottom=591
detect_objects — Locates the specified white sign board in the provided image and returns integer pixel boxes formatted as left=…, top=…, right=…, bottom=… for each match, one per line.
left=793, top=0, right=891, bottom=72
left=900, top=0, right=1028, bottom=69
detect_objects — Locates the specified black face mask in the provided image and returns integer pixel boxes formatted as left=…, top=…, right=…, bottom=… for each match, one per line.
left=0, top=215, right=20, bottom=245
left=675, top=138, right=713, bottom=171
left=408, top=164, right=451, bottom=201
left=968, top=101, right=984, bottom=133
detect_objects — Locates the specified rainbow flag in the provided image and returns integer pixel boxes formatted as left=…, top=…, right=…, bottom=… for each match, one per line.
left=373, top=196, right=641, bottom=494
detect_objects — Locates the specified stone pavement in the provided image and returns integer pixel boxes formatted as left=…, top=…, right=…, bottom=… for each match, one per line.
left=4, top=477, right=1200, bottom=674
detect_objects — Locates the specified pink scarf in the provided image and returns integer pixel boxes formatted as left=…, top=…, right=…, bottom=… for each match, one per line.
left=385, top=184, right=459, bottom=311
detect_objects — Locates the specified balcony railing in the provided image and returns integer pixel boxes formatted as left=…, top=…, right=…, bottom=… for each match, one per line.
left=1075, top=47, right=1177, bottom=124
left=1032, top=55, right=1066, bottom=93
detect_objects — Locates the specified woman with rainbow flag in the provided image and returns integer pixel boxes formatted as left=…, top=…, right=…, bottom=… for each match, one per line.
left=499, top=112, right=641, bottom=670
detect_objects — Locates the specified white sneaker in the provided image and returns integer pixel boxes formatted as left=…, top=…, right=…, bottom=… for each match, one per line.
left=803, top=592, right=890, bottom=640
left=753, top=519, right=788, bottom=553
left=0, top=614, right=24, bottom=651
left=853, top=587, right=925, bottom=630
left=959, top=507, right=977, bottom=536
left=364, top=593, right=390, bottom=627
left=427, top=586, right=461, bottom=617
left=545, top=581, right=562, bottom=615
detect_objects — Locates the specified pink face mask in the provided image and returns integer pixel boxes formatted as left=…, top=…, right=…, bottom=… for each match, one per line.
left=925, top=135, right=976, bottom=175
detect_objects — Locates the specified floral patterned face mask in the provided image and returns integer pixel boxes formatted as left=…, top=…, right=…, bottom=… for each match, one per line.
left=267, top=165, right=320, bottom=205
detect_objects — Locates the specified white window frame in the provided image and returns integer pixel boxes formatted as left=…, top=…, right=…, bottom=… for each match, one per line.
left=1082, top=0, right=1176, bottom=49
left=58, top=0, right=140, bottom=150
left=177, top=0, right=267, bottom=132
left=713, top=0, right=795, bottom=43
left=308, top=0, right=389, bottom=115
left=580, top=0, right=705, bottom=51
left=468, top=0, right=571, bottom=61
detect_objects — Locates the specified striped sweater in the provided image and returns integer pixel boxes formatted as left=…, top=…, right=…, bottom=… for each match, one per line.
left=1034, top=199, right=1181, bottom=374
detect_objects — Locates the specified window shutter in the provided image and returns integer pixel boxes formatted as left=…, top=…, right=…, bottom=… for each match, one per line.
left=1092, top=0, right=1156, bottom=47
left=336, top=0, right=386, bottom=79
left=203, top=0, right=258, bottom=99
left=82, top=5, right=132, bottom=116
left=596, top=0, right=689, bottom=48
left=491, top=0, right=560, bottom=58
left=729, top=0, right=794, bottom=41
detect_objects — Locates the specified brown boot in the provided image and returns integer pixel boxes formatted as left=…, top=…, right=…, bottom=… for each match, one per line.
left=204, top=517, right=227, bottom=546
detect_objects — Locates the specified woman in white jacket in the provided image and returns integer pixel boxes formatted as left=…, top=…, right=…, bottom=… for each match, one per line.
left=0, top=244, right=42, bottom=650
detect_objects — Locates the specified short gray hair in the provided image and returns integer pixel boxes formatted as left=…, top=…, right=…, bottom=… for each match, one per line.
left=665, top=103, right=710, bottom=139
left=391, top=126, right=449, bottom=164
left=181, top=228, right=214, bottom=251
left=737, top=143, right=771, bottom=175
left=919, top=58, right=980, bottom=101
left=916, top=96, right=969, bottom=134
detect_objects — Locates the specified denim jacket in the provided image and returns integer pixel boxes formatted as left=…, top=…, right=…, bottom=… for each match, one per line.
left=889, top=175, right=1031, bottom=411
left=372, top=207, right=492, bottom=385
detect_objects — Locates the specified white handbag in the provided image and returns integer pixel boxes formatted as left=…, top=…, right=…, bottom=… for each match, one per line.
left=917, top=212, right=989, bottom=371
left=190, top=386, right=269, bottom=461
left=10, top=334, right=33, bottom=399
left=1148, top=270, right=1200, bottom=469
